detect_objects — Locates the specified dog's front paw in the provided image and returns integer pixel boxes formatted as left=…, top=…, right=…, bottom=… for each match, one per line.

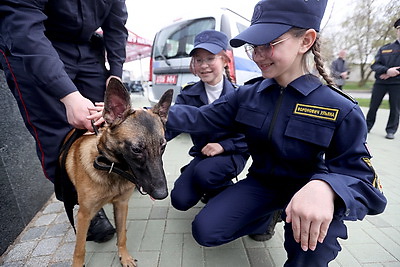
left=119, top=254, right=137, bottom=267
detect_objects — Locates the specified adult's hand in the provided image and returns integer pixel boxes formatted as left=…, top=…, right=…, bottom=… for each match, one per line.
left=60, top=91, right=95, bottom=131
left=386, top=66, right=400, bottom=77
left=285, top=180, right=336, bottom=252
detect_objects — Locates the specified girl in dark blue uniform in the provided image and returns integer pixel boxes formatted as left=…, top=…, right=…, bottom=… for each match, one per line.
left=166, top=0, right=387, bottom=265
left=167, top=30, right=250, bottom=210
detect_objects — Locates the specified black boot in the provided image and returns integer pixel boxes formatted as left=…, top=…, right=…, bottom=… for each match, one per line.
left=249, top=210, right=282, bottom=242
left=86, top=208, right=116, bottom=243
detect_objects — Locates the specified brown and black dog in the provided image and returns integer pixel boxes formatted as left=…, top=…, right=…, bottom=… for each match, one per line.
left=62, top=78, right=173, bottom=266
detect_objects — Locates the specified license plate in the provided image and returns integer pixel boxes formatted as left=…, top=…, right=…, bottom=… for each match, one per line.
left=155, top=75, right=178, bottom=85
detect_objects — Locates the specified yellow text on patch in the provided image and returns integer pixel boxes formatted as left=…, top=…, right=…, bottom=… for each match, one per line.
left=294, top=104, right=339, bottom=121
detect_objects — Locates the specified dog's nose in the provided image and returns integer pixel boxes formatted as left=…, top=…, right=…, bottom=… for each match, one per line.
left=151, top=188, right=168, bottom=200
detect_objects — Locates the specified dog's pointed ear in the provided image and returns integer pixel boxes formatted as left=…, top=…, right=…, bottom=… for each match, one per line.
left=103, top=77, right=132, bottom=124
left=152, top=89, right=173, bottom=124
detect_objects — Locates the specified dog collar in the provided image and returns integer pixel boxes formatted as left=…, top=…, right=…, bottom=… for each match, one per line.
left=93, top=155, right=147, bottom=195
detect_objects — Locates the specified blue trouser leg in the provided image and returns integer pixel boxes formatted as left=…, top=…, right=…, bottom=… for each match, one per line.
left=283, top=215, right=347, bottom=267
left=191, top=177, right=347, bottom=266
left=171, top=154, right=247, bottom=211
left=192, top=177, right=284, bottom=246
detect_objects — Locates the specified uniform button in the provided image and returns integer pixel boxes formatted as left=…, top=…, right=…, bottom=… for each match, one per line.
left=345, top=209, right=350, bottom=216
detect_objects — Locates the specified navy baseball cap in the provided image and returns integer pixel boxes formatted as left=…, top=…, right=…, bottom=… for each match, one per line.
left=189, top=30, right=228, bottom=56
left=230, top=0, right=328, bottom=47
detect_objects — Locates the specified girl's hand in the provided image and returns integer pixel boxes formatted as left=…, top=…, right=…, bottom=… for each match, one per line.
left=285, top=180, right=336, bottom=252
left=201, top=143, right=224, bottom=157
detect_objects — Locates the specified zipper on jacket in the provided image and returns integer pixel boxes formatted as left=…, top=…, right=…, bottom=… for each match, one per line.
left=267, top=86, right=285, bottom=141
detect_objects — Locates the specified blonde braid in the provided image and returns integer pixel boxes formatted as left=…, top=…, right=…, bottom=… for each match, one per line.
left=224, top=65, right=233, bottom=83
left=311, top=36, right=335, bottom=87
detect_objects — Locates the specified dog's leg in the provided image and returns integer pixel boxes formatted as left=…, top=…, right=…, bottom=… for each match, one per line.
left=114, top=190, right=136, bottom=267
left=73, top=206, right=94, bottom=267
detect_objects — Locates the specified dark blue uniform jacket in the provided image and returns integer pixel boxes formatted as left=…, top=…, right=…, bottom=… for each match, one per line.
left=166, top=77, right=248, bottom=157
left=371, top=40, right=400, bottom=85
left=0, top=0, right=128, bottom=99
left=167, top=74, right=387, bottom=221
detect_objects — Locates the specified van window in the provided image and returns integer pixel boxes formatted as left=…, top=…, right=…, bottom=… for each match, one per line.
left=153, top=18, right=216, bottom=60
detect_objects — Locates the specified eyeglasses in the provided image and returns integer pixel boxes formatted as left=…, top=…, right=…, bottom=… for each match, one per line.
left=244, top=37, right=291, bottom=60
left=193, top=56, right=222, bottom=66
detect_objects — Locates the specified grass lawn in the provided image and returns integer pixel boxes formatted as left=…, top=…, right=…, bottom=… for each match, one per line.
left=343, top=81, right=389, bottom=109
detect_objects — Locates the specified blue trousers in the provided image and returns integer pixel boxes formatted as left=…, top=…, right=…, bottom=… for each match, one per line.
left=171, top=153, right=248, bottom=211
left=0, top=41, right=107, bottom=182
left=191, top=177, right=348, bottom=267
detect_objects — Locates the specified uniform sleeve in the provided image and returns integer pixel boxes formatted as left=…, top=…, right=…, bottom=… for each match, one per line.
left=0, top=1, right=77, bottom=99
left=371, top=47, right=389, bottom=76
left=167, top=90, right=239, bottom=134
left=101, top=0, right=128, bottom=78
left=218, top=134, right=248, bottom=154
left=165, top=92, right=186, bottom=141
left=311, top=105, right=387, bottom=221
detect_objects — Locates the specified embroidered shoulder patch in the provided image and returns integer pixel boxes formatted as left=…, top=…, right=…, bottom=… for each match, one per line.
left=362, top=157, right=383, bottom=193
left=382, top=49, right=393, bottom=53
left=294, top=104, right=339, bottom=121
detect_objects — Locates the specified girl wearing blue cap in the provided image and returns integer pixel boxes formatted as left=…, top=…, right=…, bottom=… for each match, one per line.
left=166, top=0, right=387, bottom=265
left=166, top=30, right=250, bottom=214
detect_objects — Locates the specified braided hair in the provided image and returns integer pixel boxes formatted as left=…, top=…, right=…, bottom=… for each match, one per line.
left=289, top=28, right=335, bottom=87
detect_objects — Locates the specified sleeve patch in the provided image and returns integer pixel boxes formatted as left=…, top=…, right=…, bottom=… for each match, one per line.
left=362, top=157, right=383, bottom=193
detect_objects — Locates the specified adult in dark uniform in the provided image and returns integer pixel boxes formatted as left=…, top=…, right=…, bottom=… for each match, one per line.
left=366, top=18, right=400, bottom=139
left=0, top=0, right=128, bottom=242
left=165, top=0, right=387, bottom=265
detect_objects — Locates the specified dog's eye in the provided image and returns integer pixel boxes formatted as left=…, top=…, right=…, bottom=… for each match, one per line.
left=130, top=145, right=142, bottom=154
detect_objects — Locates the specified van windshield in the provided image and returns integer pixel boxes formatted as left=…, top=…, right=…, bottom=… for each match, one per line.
left=153, top=18, right=216, bottom=60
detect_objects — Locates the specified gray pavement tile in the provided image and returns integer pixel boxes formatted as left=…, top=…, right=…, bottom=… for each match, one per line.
left=127, top=207, right=151, bottom=220
left=182, top=233, right=204, bottom=267
left=33, top=213, right=57, bottom=227
left=149, top=206, right=169, bottom=220
left=3, top=240, right=37, bottom=262
left=129, top=251, right=160, bottom=267
left=346, top=243, right=397, bottom=264
left=25, top=255, right=52, bottom=267
left=125, top=220, right=147, bottom=252
left=246, top=247, right=275, bottom=267
left=140, top=220, right=165, bottom=251
left=85, top=252, right=116, bottom=267
left=31, top=237, right=62, bottom=257
left=204, top=247, right=250, bottom=267
left=158, top=233, right=183, bottom=267
left=19, top=226, right=47, bottom=242
left=52, top=242, right=75, bottom=262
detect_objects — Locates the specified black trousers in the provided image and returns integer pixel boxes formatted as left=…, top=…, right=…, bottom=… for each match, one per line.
left=366, top=83, right=400, bottom=134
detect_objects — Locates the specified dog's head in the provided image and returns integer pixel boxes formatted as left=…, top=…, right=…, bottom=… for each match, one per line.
left=98, top=77, right=173, bottom=200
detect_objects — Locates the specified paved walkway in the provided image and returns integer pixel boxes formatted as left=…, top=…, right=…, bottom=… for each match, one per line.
left=1, top=93, right=399, bottom=267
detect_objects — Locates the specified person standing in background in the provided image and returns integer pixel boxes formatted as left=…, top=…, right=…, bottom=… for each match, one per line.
left=366, top=18, right=400, bottom=140
left=0, top=0, right=128, bottom=242
left=330, top=49, right=349, bottom=90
